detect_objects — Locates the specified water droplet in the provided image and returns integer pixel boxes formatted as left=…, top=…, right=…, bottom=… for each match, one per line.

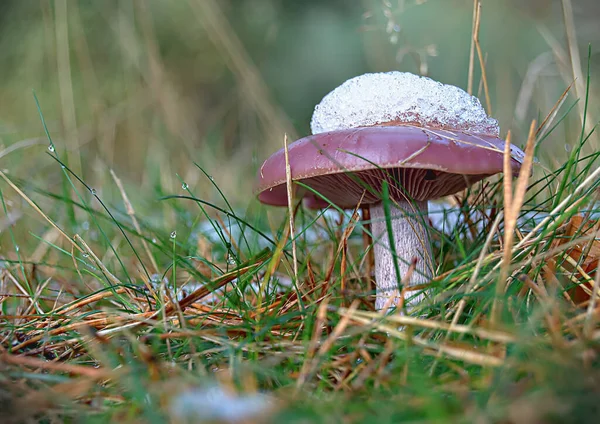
left=14, top=245, right=19, bottom=252
left=181, top=182, right=188, bottom=190
left=152, top=238, right=157, bottom=243
left=565, top=144, right=572, bottom=153
left=81, top=221, right=90, bottom=231
left=82, top=253, right=89, bottom=258
left=209, top=176, right=214, bottom=182
left=61, top=165, right=66, bottom=169
left=170, top=231, right=177, bottom=239
left=150, top=274, right=161, bottom=284
left=90, top=188, right=97, bottom=195
left=393, top=24, right=401, bottom=32
left=227, top=252, right=236, bottom=265
left=533, top=156, right=540, bottom=164
left=48, top=145, right=55, bottom=152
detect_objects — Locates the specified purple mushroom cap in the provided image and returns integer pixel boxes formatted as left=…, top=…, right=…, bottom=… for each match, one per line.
left=256, top=124, right=524, bottom=208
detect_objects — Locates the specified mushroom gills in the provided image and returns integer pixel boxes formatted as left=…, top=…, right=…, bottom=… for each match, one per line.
left=424, top=169, right=437, bottom=181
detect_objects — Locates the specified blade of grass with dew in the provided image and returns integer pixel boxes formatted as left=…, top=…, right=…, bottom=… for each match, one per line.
left=0, top=188, right=31, bottom=295
left=33, top=92, right=77, bottom=230
left=195, top=162, right=252, bottom=255
left=50, top=154, right=152, bottom=285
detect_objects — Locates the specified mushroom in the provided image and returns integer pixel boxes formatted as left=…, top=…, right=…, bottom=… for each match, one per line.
left=255, top=72, right=524, bottom=312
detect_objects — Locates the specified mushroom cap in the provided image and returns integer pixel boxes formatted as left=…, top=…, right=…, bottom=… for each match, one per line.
left=256, top=125, right=524, bottom=209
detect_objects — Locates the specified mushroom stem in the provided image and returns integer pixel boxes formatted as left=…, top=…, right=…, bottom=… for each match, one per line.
left=370, top=198, right=433, bottom=311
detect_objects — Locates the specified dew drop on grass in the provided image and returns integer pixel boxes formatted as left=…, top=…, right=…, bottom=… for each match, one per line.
left=565, top=144, right=572, bottom=153
left=48, top=145, right=55, bottom=152
left=82, top=253, right=89, bottom=258
left=209, top=176, right=215, bottom=182
left=14, top=245, right=19, bottom=252
left=170, top=231, right=177, bottom=239
left=152, top=238, right=157, bottom=243
left=90, top=188, right=97, bottom=195
left=311, top=71, right=499, bottom=136
left=182, top=182, right=189, bottom=190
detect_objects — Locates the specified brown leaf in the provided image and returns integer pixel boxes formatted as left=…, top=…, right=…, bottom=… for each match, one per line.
left=552, top=215, right=600, bottom=304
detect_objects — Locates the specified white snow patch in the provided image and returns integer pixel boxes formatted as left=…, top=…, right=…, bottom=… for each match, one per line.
left=170, top=386, right=274, bottom=423
left=311, top=72, right=499, bottom=136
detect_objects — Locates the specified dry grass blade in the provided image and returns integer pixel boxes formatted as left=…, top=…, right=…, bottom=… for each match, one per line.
left=344, top=309, right=516, bottom=343
left=170, top=252, right=269, bottom=313
left=511, top=122, right=537, bottom=213
left=256, top=223, right=290, bottom=319
left=445, top=212, right=504, bottom=322
left=74, top=234, right=127, bottom=290
left=352, top=339, right=393, bottom=389
left=3, top=272, right=38, bottom=314
left=536, top=80, right=574, bottom=138
left=1, top=348, right=111, bottom=379
left=323, top=192, right=365, bottom=293
left=467, top=0, right=478, bottom=95
left=361, top=206, right=374, bottom=300
left=110, top=168, right=159, bottom=275
left=296, top=297, right=329, bottom=390
left=338, top=195, right=364, bottom=296
left=561, top=0, right=585, bottom=121
left=0, top=138, right=46, bottom=160
left=58, top=288, right=129, bottom=315
left=509, top=165, right=600, bottom=257
left=0, top=169, right=83, bottom=253
left=297, top=300, right=359, bottom=390
left=472, top=2, right=491, bottom=114
left=492, top=121, right=536, bottom=326
left=346, top=314, right=504, bottom=367
left=519, top=274, right=566, bottom=345
left=503, top=131, right=514, bottom=213
left=284, top=133, right=299, bottom=287
left=584, top=264, right=600, bottom=337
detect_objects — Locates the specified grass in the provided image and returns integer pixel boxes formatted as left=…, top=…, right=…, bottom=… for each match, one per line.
left=1, top=1, right=600, bottom=423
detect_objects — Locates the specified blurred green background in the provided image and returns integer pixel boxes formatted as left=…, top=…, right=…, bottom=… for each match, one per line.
left=0, top=0, right=598, bottom=208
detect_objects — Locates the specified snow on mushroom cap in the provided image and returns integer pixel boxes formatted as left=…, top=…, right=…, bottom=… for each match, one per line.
left=310, top=71, right=500, bottom=137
